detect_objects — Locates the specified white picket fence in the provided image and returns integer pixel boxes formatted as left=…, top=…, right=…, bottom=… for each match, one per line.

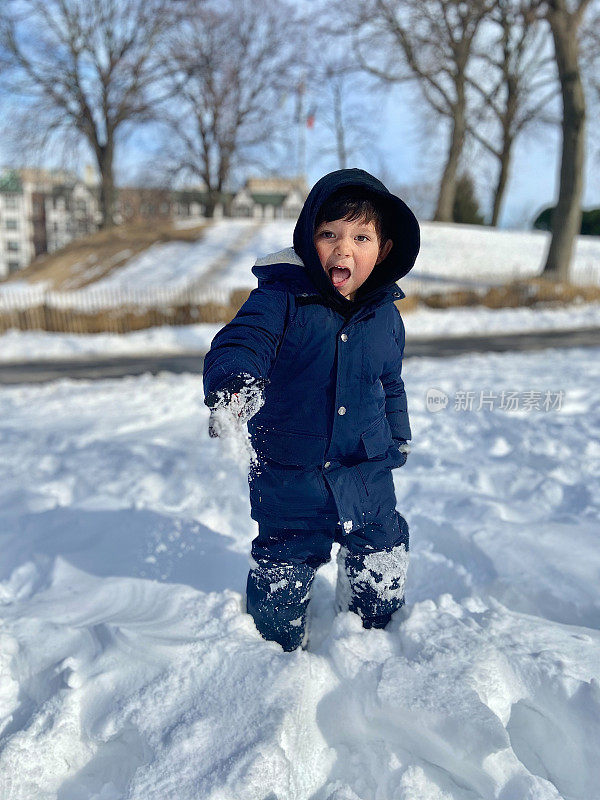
left=0, top=258, right=597, bottom=334
left=0, top=282, right=250, bottom=334
left=0, top=282, right=233, bottom=312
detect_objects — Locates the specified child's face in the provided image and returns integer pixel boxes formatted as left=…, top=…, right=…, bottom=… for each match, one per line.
left=314, top=216, right=393, bottom=301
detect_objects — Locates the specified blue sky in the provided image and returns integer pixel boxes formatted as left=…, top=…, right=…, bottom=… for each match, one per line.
left=108, top=80, right=598, bottom=231
left=1, top=0, right=597, bottom=233
left=296, top=81, right=599, bottom=230
left=3, top=79, right=596, bottom=232
left=377, top=85, right=599, bottom=230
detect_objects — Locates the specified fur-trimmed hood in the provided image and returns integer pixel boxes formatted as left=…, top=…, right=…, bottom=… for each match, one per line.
left=290, top=168, right=420, bottom=313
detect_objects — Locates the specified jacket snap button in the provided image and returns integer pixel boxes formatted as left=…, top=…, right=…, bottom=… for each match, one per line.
left=340, top=333, right=348, bottom=342
left=324, top=461, right=331, bottom=468
left=338, top=406, right=346, bottom=415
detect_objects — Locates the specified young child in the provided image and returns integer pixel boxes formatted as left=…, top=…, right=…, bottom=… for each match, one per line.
left=203, top=168, right=420, bottom=651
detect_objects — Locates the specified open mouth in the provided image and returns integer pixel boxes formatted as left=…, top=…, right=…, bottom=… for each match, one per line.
left=328, top=266, right=351, bottom=288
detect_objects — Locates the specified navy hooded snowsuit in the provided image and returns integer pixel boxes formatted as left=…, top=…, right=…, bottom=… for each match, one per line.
left=203, top=169, right=420, bottom=650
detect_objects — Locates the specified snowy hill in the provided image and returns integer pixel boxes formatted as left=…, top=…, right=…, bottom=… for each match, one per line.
left=1, top=344, right=599, bottom=799
left=2, top=219, right=599, bottom=301
left=79, top=219, right=600, bottom=291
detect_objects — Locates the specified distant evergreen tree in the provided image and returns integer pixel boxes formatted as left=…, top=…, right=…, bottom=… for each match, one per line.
left=534, top=206, right=600, bottom=236
left=533, top=207, right=553, bottom=231
left=582, top=210, right=600, bottom=236
left=452, top=173, right=485, bottom=225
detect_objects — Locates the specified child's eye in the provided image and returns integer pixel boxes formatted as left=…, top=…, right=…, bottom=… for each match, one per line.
left=319, top=231, right=335, bottom=239
left=355, top=235, right=369, bottom=242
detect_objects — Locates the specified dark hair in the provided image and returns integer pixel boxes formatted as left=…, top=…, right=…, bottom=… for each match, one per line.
left=314, top=187, right=392, bottom=245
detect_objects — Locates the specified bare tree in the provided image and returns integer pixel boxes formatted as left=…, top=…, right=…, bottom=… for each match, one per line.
left=0, top=0, right=184, bottom=228
left=536, top=0, right=595, bottom=279
left=324, top=66, right=355, bottom=170
left=156, top=0, right=304, bottom=216
left=580, top=2, right=600, bottom=103
left=580, top=2, right=600, bottom=168
left=305, top=58, right=388, bottom=172
left=467, top=0, right=560, bottom=225
left=328, top=0, right=497, bottom=222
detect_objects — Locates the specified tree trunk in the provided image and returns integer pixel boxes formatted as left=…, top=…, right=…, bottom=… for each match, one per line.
left=434, top=95, right=466, bottom=222
left=542, top=4, right=586, bottom=280
left=97, top=142, right=116, bottom=230
left=333, top=82, right=347, bottom=169
left=491, top=134, right=513, bottom=227
left=204, top=190, right=219, bottom=218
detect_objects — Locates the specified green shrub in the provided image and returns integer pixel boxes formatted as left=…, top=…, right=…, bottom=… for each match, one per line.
left=533, top=206, right=600, bottom=235
left=452, top=173, right=485, bottom=225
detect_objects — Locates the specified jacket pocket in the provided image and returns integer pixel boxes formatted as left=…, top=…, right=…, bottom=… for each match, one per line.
left=251, top=425, right=327, bottom=466
left=354, top=459, right=397, bottom=519
left=249, top=459, right=330, bottom=509
left=360, top=416, right=393, bottom=459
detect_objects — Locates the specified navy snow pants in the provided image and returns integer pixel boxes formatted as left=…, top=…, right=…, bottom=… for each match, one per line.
left=246, top=509, right=409, bottom=651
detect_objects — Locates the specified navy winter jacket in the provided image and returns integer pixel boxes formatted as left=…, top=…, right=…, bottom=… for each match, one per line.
left=203, top=169, right=420, bottom=533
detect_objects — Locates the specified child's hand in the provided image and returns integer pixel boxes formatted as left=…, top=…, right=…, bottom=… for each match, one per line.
left=205, top=376, right=265, bottom=438
left=393, top=439, right=411, bottom=467
left=207, top=393, right=246, bottom=438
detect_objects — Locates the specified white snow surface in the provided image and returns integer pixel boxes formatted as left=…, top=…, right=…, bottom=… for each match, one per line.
left=1, top=345, right=599, bottom=799
left=108, top=219, right=597, bottom=290
left=1, top=218, right=599, bottom=363
left=0, top=324, right=222, bottom=362
left=1, top=219, right=599, bottom=300
left=410, top=222, right=600, bottom=286
left=1, top=303, right=600, bottom=363
left=89, top=219, right=598, bottom=290
left=91, top=219, right=256, bottom=289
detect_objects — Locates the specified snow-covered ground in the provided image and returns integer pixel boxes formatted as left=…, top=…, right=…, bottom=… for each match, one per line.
left=411, top=222, right=600, bottom=287
left=0, top=324, right=222, bottom=363
left=96, top=220, right=600, bottom=290
left=1, top=218, right=599, bottom=364
left=1, top=345, right=598, bottom=799
left=84, top=219, right=256, bottom=290
left=215, top=219, right=297, bottom=289
left=1, top=220, right=599, bottom=304
left=1, top=302, right=599, bottom=363
left=97, top=220, right=600, bottom=291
